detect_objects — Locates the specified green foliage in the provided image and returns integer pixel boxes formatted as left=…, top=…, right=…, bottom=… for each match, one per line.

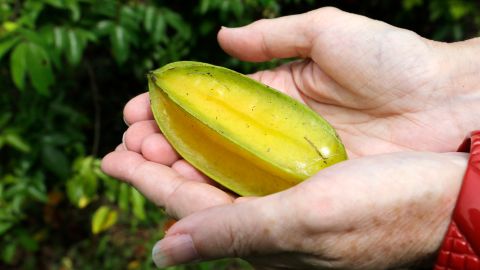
left=0, top=0, right=479, bottom=269
left=399, top=0, right=480, bottom=40
left=91, top=205, right=118, bottom=234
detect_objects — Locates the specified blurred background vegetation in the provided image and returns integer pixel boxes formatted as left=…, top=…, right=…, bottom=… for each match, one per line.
left=0, top=0, right=479, bottom=269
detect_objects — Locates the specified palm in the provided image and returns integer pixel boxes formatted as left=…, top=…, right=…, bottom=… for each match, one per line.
left=251, top=34, right=461, bottom=157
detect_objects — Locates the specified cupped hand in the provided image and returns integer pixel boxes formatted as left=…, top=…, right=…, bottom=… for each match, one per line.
left=101, top=7, right=480, bottom=269
left=218, top=7, right=480, bottom=156
left=102, top=92, right=238, bottom=219
left=103, top=6, right=479, bottom=216
left=150, top=152, right=468, bottom=269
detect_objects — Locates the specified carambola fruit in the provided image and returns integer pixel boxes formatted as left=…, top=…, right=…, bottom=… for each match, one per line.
left=148, top=61, right=347, bottom=196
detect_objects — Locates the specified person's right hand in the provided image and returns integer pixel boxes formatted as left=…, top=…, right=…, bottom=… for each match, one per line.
left=218, top=7, right=480, bottom=157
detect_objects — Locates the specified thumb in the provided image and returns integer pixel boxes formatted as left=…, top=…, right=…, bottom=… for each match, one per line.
left=217, top=10, right=315, bottom=62
left=216, top=7, right=358, bottom=62
left=151, top=195, right=292, bottom=268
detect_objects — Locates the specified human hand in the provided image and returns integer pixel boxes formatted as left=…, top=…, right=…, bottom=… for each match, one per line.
left=102, top=6, right=480, bottom=216
left=101, top=92, right=238, bottom=219
left=217, top=7, right=480, bottom=156
left=149, top=152, right=468, bottom=269
left=102, top=124, right=468, bottom=270
left=100, top=7, right=479, bottom=269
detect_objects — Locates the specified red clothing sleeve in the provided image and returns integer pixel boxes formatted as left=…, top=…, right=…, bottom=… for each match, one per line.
left=434, top=131, right=480, bottom=270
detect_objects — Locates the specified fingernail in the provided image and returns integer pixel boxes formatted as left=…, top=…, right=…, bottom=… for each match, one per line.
left=121, top=132, right=128, bottom=150
left=221, top=25, right=237, bottom=30
left=152, top=234, right=199, bottom=268
left=123, top=116, right=130, bottom=126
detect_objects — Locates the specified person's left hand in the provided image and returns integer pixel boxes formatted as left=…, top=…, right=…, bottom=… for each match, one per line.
left=151, top=152, right=467, bottom=269
left=104, top=143, right=467, bottom=269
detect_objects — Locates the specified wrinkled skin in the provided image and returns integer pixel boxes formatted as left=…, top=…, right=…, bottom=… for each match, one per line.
left=102, top=7, right=480, bottom=270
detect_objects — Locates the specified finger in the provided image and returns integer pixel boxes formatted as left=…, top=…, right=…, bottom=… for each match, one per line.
left=171, top=159, right=213, bottom=184
left=115, top=143, right=126, bottom=151
left=123, top=92, right=153, bottom=125
left=217, top=7, right=357, bottom=62
left=233, top=196, right=257, bottom=203
left=151, top=192, right=301, bottom=268
left=171, top=159, right=233, bottom=194
left=124, top=120, right=159, bottom=152
left=217, top=10, right=316, bottom=62
left=101, top=150, right=233, bottom=219
left=141, top=133, right=180, bottom=166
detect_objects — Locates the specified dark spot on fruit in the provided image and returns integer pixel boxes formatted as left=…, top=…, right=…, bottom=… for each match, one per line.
left=304, top=137, right=327, bottom=160
left=148, top=72, right=157, bottom=83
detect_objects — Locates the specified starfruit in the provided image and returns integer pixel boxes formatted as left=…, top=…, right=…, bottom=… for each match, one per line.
left=148, top=61, right=347, bottom=196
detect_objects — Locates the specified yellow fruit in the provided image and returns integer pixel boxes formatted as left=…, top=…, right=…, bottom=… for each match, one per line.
left=148, top=61, right=347, bottom=196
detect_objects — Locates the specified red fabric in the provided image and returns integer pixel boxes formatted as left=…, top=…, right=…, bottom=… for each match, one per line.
left=434, top=131, right=480, bottom=270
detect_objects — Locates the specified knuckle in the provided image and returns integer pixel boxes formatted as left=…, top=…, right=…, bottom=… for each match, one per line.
left=164, top=176, right=188, bottom=214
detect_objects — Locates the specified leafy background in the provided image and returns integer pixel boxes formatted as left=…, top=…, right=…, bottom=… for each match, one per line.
left=0, top=0, right=479, bottom=269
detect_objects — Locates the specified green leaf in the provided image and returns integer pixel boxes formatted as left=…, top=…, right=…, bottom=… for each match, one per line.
left=91, top=206, right=118, bottom=234
left=10, top=42, right=28, bottom=90
left=0, top=222, right=13, bottom=236
left=76, top=28, right=98, bottom=43
left=26, top=42, right=54, bottom=95
left=449, top=2, right=471, bottom=20
left=90, top=0, right=116, bottom=17
left=0, top=208, right=16, bottom=222
left=38, top=25, right=54, bottom=47
left=18, top=232, right=38, bottom=252
left=66, top=156, right=100, bottom=207
left=96, top=20, right=115, bottom=37
left=0, top=207, right=17, bottom=221
left=27, top=185, right=48, bottom=202
left=100, top=174, right=118, bottom=203
left=164, top=10, right=188, bottom=34
left=230, top=0, right=244, bottom=18
left=65, top=0, right=81, bottom=21
left=3, top=21, right=19, bottom=33
left=1, top=242, right=16, bottom=264
left=17, top=28, right=44, bottom=45
left=66, top=29, right=82, bottom=65
left=118, top=183, right=129, bottom=211
left=53, top=26, right=66, bottom=53
left=41, top=132, right=70, bottom=146
left=44, top=0, right=64, bottom=8
left=130, top=188, right=146, bottom=220
left=199, top=0, right=211, bottom=14
left=4, top=133, right=30, bottom=152
left=17, top=1, right=44, bottom=28
left=41, top=145, right=69, bottom=179
left=66, top=177, right=83, bottom=207
left=110, top=25, right=129, bottom=64
left=402, top=0, right=423, bottom=10
left=452, top=23, right=463, bottom=41
left=144, top=6, right=156, bottom=32
left=152, top=14, right=166, bottom=43
left=0, top=112, right=12, bottom=129
left=0, top=36, right=19, bottom=61
left=120, top=6, right=139, bottom=31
